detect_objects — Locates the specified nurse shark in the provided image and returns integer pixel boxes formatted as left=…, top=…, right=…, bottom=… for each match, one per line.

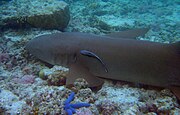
left=25, top=29, right=180, bottom=99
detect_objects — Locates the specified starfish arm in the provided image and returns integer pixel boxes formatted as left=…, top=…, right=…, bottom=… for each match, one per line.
left=64, top=92, right=75, bottom=105
left=64, top=92, right=91, bottom=115
left=70, top=103, right=91, bottom=108
left=69, top=106, right=76, bottom=113
left=64, top=103, right=70, bottom=110
left=66, top=109, right=73, bottom=115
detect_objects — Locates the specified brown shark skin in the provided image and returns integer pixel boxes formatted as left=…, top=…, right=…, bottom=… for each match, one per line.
left=25, top=32, right=180, bottom=88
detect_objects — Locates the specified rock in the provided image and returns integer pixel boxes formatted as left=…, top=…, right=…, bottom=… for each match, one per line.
left=97, top=100, right=118, bottom=115
left=0, top=89, right=26, bottom=114
left=0, top=0, right=70, bottom=30
left=74, top=78, right=89, bottom=90
left=39, top=66, right=69, bottom=86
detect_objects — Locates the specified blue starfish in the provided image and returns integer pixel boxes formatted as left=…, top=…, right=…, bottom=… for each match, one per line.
left=64, top=92, right=90, bottom=115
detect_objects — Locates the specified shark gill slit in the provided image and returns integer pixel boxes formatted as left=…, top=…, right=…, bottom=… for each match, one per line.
left=53, top=54, right=67, bottom=66
left=63, top=54, right=68, bottom=66
left=59, top=54, right=75, bottom=66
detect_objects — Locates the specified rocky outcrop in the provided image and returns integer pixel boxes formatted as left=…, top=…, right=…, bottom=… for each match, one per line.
left=0, top=0, right=70, bottom=30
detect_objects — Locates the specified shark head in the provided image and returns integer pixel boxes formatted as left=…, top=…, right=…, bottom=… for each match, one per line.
left=25, top=33, right=78, bottom=66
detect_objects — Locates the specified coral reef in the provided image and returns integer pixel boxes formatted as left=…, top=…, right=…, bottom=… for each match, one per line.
left=0, top=89, right=26, bottom=114
left=0, top=0, right=179, bottom=114
left=0, top=0, right=11, bottom=6
left=96, top=81, right=180, bottom=114
left=20, top=84, right=95, bottom=114
left=76, top=107, right=93, bottom=115
left=0, top=53, right=9, bottom=62
left=97, top=99, right=118, bottom=115
left=66, top=0, right=179, bottom=42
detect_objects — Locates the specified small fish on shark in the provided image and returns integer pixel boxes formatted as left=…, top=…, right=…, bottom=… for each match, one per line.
left=25, top=28, right=180, bottom=100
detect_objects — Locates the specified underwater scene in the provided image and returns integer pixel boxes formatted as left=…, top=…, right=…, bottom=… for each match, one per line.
left=0, top=0, right=180, bottom=114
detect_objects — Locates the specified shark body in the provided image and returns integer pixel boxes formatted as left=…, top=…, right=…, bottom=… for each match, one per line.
left=25, top=29, right=180, bottom=99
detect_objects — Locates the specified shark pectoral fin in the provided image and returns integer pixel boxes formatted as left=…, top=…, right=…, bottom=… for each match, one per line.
left=66, top=63, right=104, bottom=88
left=170, top=86, right=180, bottom=101
left=106, top=28, right=149, bottom=39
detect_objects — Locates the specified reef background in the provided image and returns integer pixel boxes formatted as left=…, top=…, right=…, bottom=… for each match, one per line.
left=0, top=0, right=179, bottom=114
